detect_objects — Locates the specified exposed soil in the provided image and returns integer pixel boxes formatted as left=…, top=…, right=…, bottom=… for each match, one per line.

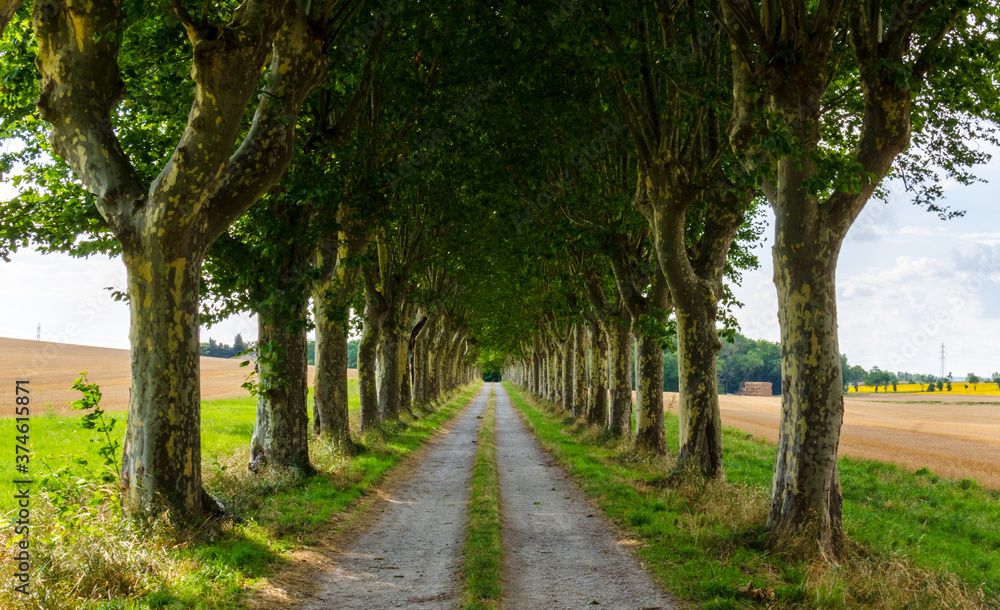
left=658, top=391, right=1000, bottom=488
left=0, top=336, right=359, bottom=415
left=291, top=385, right=491, bottom=609
left=495, top=384, right=673, bottom=610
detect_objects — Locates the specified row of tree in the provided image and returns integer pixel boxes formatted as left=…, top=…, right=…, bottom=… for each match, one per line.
left=201, top=335, right=361, bottom=368
left=495, top=0, right=999, bottom=556
left=2, top=0, right=998, bottom=559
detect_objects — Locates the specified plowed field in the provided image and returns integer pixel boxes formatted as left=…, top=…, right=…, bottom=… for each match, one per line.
left=0, top=337, right=354, bottom=416
left=660, top=391, right=1000, bottom=489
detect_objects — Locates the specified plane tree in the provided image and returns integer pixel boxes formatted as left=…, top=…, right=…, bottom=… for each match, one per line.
left=548, top=0, right=759, bottom=477
left=27, top=0, right=359, bottom=516
left=718, top=0, right=1000, bottom=552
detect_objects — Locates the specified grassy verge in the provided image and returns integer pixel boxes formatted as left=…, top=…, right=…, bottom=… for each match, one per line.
left=461, top=386, right=502, bottom=610
left=0, top=382, right=481, bottom=610
left=503, top=382, right=999, bottom=610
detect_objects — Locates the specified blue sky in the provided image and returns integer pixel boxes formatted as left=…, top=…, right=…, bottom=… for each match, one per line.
left=1, top=154, right=999, bottom=378
left=731, top=151, right=1000, bottom=378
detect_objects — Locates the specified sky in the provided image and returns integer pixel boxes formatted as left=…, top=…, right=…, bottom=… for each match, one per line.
left=1, top=154, right=999, bottom=379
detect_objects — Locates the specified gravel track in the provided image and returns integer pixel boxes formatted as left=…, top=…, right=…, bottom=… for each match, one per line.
left=303, top=385, right=490, bottom=609
left=302, top=383, right=672, bottom=609
left=495, top=384, right=673, bottom=610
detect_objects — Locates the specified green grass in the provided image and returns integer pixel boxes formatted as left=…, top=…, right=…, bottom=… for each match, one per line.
left=462, top=387, right=502, bottom=610
left=503, top=382, right=999, bottom=609
left=1, top=383, right=359, bottom=501
left=0, top=380, right=480, bottom=610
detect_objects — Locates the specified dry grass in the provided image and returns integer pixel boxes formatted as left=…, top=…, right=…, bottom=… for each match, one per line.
left=0, top=479, right=194, bottom=610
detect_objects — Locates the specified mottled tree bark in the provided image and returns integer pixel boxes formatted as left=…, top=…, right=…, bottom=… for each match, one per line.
left=634, top=335, right=665, bottom=454
left=33, top=0, right=328, bottom=515
left=531, top=335, right=541, bottom=395
left=585, top=317, right=608, bottom=426
left=1, top=0, right=25, bottom=38
left=646, top=196, right=737, bottom=472
left=719, top=0, right=946, bottom=552
left=358, top=318, right=381, bottom=432
left=121, top=250, right=210, bottom=512
left=607, top=311, right=632, bottom=437
left=378, top=314, right=402, bottom=421
left=672, top=302, right=723, bottom=474
left=768, top=222, right=844, bottom=548
left=561, top=337, right=573, bottom=412
left=399, top=308, right=416, bottom=417
left=312, top=309, right=350, bottom=441
left=573, top=324, right=587, bottom=417
left=312, top=205, right=370, bottom=440
left=548, top=348, right=558, bottom=403
left=250, top=302, right=311, bottom=472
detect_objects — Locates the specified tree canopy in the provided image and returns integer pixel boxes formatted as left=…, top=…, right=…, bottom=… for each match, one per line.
left=2, top=0, right=999, bottom=553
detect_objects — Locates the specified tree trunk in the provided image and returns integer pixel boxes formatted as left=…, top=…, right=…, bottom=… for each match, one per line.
left=250, top=303, right=311, bottom=472
left=547, top=347, right=559, bottom=404
left=674, top=302, right=724, bottom=476
left=358, top=318, right=380, bottom=431
left=607, top=311, right=632, bottom=436
left=573, top=324, right=587, bottom=418
left=588, top=322, right=608, bottom=427
left=399, top=322, right=413, bottom=417
left=120, top=252, right=215, bottom=514
left=561, top=337, right=573, bottom=412
left=427, top=323, right=441, bottom=404
left=531, top=349, right=540, bottom=396
left=767, top=200, right=845, bottom=551
left=312, top=293, right=350, bottom=442
left=634, top=334, right=665, bottom=454
left=413, top=316, right=433, bottom=408
left=378, top=318, right=401, bottom=421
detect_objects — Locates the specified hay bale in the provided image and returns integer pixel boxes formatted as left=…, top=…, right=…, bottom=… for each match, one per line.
left=738, top=381, right=772, bottom=397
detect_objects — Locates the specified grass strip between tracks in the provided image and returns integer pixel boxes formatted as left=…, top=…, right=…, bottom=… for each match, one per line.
left=461, top=386, right=502, bottom=610
left=503, top=382, right=999, bottom=610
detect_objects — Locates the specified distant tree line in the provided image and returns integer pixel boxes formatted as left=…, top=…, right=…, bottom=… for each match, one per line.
left=662, top=333, right=782, bottom=395
left=202, top=335, right=360, bottom=369
left=842, top=366, right=1000, bottom=393
left=199, top=334, right=249, bottom=359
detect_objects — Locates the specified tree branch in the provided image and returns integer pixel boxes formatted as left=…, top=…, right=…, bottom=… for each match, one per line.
left=33, top=0, right=146, bottom=240
left=201, top=1, right=328, bottom=245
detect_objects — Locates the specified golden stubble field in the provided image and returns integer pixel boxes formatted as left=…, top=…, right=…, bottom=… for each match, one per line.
left=0, top=337, right=353, bottom=417
left=659, top=391, right=1000, bottom=489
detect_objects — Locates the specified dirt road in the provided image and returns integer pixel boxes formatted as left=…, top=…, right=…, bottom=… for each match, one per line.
left=299, top=384, right=671, bottom=609
left=659, top=392, right=1000, bottom=488
left=302, top=385, right=490, bottom=609
left=496, top=384, right=672, bottom=610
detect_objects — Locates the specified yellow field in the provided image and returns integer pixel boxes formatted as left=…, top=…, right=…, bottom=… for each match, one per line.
left=0, top=337, right=350, bottom=416
left=660, top=392, right=1000, bottom=489
left=849, top=382, right=1000, bottom=394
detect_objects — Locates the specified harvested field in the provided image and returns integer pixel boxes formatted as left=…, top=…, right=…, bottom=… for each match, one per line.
left=0, top=337, right=356, bottom=416
left=660, top=391, right=1000, bottom=489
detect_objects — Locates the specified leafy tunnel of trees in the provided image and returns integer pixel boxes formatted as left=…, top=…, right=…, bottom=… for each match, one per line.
left=1, top=0, right=998, bottom=556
